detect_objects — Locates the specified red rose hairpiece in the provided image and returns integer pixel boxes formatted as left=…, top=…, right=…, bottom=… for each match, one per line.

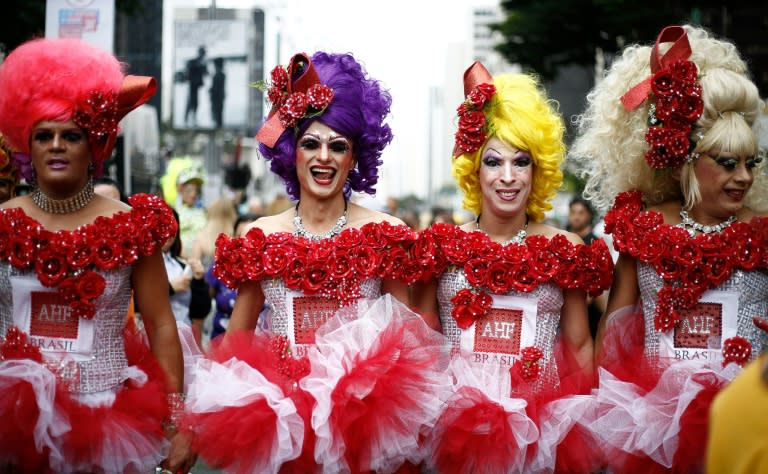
left=256, top=53, right=334, bottom=148
left=73, top=75, right=157, bottom=170
left=453, top=61, right=496, bottom=157
left=621, top=26, right=703, bottom=170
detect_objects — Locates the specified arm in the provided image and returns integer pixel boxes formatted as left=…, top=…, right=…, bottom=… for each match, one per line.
left=411, top=279, right=441, bottom=331
left=226, top=279, right=265, bottom=332
left=132, top=251, right=196, bottom=472
left=559, top=287, right=594, bottom=380
left=595, top=253, right=639, bottom=365
left=381, top=278, right=411, bottom=306
left=132, top=251, right=184, bottom=392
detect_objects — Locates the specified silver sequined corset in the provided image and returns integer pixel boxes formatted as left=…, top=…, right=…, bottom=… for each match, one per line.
left=638, top=261, right=768, bottom=362
left=0, top=263, right=132, bottom=393
left=437, top=268, right=563, bottom=393
left=259, top=277, right=382, bottom=354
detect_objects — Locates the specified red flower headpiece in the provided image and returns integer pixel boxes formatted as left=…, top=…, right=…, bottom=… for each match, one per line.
left=256, top=53, right=334, bottom=148
left=453, top=61, right=496, bottom=157
left=73, top=75, right=157, bottom=172
left=621, top=26, right=703, bottom=170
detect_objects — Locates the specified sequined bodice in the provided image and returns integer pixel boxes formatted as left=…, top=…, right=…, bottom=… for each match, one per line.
left=259, top=277, right=382, bottom=356
left=438, top=268, right=563, bottom=393
left=0, top=263, right=132, bottom=393
left=638, top=262, right=768, bottom=362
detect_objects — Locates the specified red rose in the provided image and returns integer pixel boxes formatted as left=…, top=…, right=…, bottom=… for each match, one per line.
left=244, top=227, right=267, bottom=249
left=336, top=227, right=364, bottom=249
left=35, top=249, right=68, bottom=287
left=270, top=65, right=289, bottom=91
left=331, top=249, right=354, bottom=280
left=502, top=242, right=531, bottom=264
left=94, top=237, right=120, bottom=270
left=632, top=210, right=663, bottom=231
left=77, top=271, right=106, bottom=300
left=530, top=250, right=559, bottom=282
left=520, top=346, right=544, bottom=362
left=307, top=84, right=333, bottom=110
left=638, top=231, right=666, bottom=263
left=379, top=222, right=414, bottom=243
left=9, top=236, right=35, bottom=269
left=58, top=278, right=80, bottom=302
left=509, top=263, right=538, bottom=293
left=475, top=83, right=496, bottom=102
left=450, top=288, right=491, bottom=329
left=670, top=94, right=704, bottom=122
left=486, top=261, right=511, bottom=294
left=70, top=300, right=96, bottom=320
left=278, top=92, right=308, bottom=128
left=458, top=110, right=485, bottom=133
left=670, top=59, right=698, bottom=83
left=301, top=261, right=329, bottom=293
left=672, top=241, right=702, bottom=266
left=464, top=257, right=490, bottom=288
left=707, top=256, right=731, bottom=287
left=455, top=129, right=486, bottom=153
left=350, top=245, right=380, bottom=277
left=722, top=336, right=752, bottom=367
left=651, top=69, right=675, bottom=98
left=549, top=234, right=576, bottom=261
left=0, top=327, right=43, bottom=363
left=429, top=222, right=461, bottom=242
left=378, top=246, right=408, bottom=279
left=263, top=245, right=291, bottom=276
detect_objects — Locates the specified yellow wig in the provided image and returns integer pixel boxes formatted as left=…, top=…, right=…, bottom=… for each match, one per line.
left=452, top=74, right=565, bottom=222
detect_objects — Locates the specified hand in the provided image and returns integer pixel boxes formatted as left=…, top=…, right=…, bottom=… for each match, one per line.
left=187, top=258, right=205, bottom=280
left=171, top=274, right=192, bottom=293
left=161, top=430, right=196, bottom=474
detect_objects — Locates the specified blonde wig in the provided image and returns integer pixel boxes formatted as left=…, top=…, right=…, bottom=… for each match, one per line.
left=452, top=73, right=566, bottom=222
left=570, top=25, right=766, bottom=212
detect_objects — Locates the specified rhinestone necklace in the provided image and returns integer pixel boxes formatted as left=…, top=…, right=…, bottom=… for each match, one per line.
left=476, top=213, right=529, bottom=245
left=677, top=210, right=736, bottom=237
left=293, top=200, right=348, bottom=241
left=31, top=178, right=95, bottom=214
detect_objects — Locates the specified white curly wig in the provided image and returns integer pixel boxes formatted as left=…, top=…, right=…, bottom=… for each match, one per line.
left=569, top=25, right=767, bottom=212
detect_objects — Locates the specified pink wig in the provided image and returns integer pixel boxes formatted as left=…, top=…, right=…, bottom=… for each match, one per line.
left=0, top=38, right=126, bottom=176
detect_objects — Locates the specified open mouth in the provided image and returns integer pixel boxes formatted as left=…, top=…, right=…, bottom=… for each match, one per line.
left=497, top=190, right=520, bottom=201
left=310, top=167, right=337, bottom=183
left=725, top=189, right=746, bottom=201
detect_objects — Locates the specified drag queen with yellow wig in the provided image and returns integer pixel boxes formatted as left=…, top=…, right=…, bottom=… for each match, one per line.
left=414, top=63, right=613, bottom=473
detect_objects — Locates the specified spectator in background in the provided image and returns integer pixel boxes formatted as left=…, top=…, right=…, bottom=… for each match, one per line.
left=209, top=57, right=226, bottom=129
left=163, top=209, right=208, bottom=327
left=567, top=196, right=597, bottom=245
left=93, top=175, right=126, bottom=203
left=204, top=212, right=261, bottom=342
left=175, top=164, right=207, bottom=258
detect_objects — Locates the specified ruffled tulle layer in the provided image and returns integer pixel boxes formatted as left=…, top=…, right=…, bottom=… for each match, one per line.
left=0, top=323, right=169, bottom=474
left=186, top=295, right=452, bottom=474
left=593, top=306, right=740, bottom=473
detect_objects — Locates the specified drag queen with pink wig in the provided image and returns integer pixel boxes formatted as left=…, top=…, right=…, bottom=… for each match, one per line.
left=0, top=38, right=195, bottom=473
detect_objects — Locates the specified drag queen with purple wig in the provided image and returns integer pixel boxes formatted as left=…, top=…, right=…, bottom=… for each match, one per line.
left=185, top=51, right=449, bottom=474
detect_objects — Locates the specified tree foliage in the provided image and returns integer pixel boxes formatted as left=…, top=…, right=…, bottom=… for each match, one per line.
left=491, top=0, right=721, bottom=79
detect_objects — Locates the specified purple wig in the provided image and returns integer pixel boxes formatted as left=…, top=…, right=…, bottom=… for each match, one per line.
left=258, top=52, right=393, bottom=200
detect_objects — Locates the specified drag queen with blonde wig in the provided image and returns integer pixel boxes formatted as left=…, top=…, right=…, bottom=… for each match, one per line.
left=413, top=63, right=613, bottom=474
left=185, top=51, right=450, bottom=474
left=0, top=38, right=195, bottom=473
left=570, top=25, right=768, bottom=472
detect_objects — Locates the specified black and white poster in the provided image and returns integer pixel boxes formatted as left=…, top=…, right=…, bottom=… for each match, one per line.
left=173, top=20, right=248, bottom=130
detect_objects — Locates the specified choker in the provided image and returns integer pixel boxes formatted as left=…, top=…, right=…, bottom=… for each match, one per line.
left=293, top=200, right=348, bottom=241
left=476, top=213, right=529, bottom=245
left=32, top=179, right=95, bottom=214
left=677, top=210, right=736, bottom=237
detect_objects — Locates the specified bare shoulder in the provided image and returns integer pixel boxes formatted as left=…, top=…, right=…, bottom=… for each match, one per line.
left=243, top=210, right=294, bottom=236
left=0, top=195, right=30, bottom=211
left=348, top=203, right=407, bottom=228
left=529, top=221, right=584, bottom=245
left=647, top=200, right=680, bottom=223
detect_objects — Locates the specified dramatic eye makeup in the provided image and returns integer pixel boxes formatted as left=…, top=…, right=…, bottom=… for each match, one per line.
left=298, top=135, right=351, bottom=153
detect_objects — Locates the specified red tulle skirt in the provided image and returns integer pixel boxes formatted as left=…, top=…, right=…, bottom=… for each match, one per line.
left=0, top=323, right=169, bottom=474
